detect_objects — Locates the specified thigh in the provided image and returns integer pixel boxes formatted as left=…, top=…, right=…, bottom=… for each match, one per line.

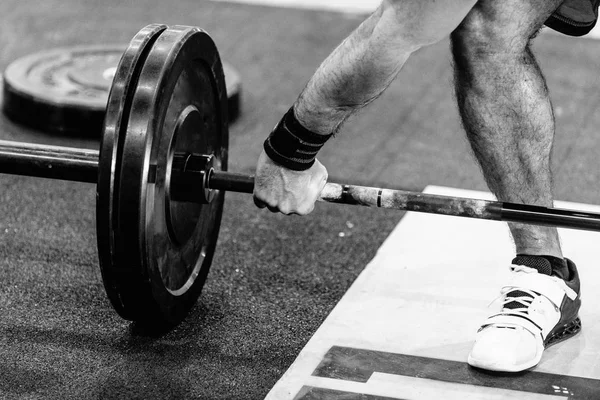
left=380, top=0, right=478, bottom=46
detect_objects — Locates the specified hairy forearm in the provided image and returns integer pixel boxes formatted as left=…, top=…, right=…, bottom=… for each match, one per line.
left=293, top=0, right=477, bottom=136
left=294, top=3, right=418, bottom=135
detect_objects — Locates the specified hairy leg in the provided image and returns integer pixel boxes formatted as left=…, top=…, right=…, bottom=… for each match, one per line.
left=295, top=0, right=477, bottom=135
left=451, top=0, right=564, bottom=258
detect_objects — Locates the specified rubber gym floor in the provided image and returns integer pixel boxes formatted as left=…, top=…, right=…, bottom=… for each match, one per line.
left=1, top=1, right=600, bottom=399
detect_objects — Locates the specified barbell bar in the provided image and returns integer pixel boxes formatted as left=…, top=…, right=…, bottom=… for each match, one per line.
left=2, top=23, right=599, bottom=328
left=1, top=139, right=600, bottom=231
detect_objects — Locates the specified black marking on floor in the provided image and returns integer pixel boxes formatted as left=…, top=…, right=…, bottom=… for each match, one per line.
left=294, top=386, right=405, bottom=400
left=311, top=346, right=599, bottom=399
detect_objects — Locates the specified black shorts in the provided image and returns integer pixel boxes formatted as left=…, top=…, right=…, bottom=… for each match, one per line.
left=545, top=0, right=600, bottom=36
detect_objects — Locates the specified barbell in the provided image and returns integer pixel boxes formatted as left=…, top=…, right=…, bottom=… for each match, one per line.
left=1, top=24, right=600, bottom=327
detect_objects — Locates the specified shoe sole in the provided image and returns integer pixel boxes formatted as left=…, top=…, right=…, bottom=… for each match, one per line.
left=545, top=316, right=582, bottom=347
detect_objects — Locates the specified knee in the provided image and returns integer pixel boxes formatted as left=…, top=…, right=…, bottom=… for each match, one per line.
left=378, top=0, right=440, bottom=48
left=451, top=7, right=531, bottom=62
left=380, top=0, right=476, bottom=49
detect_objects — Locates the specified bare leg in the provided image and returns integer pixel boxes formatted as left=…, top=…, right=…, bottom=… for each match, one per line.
left=453, top=3, right=582, bottom=373
left=451, top=0, right=564, bottom=260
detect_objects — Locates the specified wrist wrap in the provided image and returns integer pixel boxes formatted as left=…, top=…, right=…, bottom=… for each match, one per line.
left=263, top=107, right=332, bottom=171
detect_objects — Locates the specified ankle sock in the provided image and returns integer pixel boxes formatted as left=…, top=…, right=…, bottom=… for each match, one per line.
left=514, top=254, right=569, bottom=280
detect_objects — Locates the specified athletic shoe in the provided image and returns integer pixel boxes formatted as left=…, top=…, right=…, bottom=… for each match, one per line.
left=467, top=257, right=581, bottom=372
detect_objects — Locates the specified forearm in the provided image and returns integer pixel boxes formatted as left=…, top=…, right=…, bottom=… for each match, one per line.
left=293, top=0, right=477, bottom=136
left=294, top=3, right=417, bottom=135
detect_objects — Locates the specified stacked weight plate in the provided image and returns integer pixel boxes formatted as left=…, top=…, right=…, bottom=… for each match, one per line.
left=2, top=38, right=241, bottom=136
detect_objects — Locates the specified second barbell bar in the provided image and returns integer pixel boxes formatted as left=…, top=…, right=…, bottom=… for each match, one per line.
left=1, top=139, right=600, bottom=231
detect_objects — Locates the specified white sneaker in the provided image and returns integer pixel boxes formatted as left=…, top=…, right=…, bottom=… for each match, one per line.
left=468, top=257, right=581, bottom=372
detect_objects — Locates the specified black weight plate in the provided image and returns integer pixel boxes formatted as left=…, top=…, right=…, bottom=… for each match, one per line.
left=97, top=24, right=168, bottom=321
left=114, top=25, right=228, bottom=325
left=2, top=46, right=241, bottom=136
left=2, top=45, right=123, bottom=136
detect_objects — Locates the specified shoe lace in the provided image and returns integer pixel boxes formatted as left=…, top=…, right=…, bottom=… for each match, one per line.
left=500, top=288, right=537, bottom=314
left=488, top=264, right=577, bottom=316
